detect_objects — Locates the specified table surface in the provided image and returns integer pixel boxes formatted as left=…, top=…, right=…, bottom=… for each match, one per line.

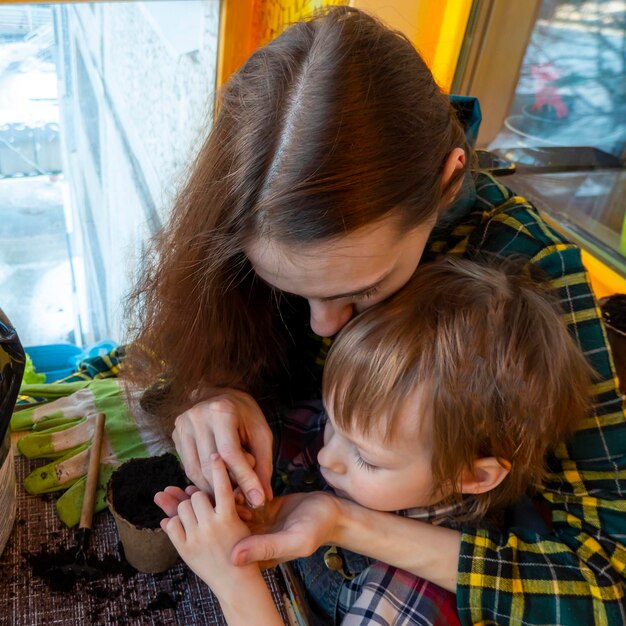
left=1, top=445, right=290, bottom=626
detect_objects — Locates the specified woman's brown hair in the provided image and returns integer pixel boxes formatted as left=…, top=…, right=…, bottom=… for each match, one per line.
left=323, top=257, right=595, bottom=521
left=125, top=7, right=471, bottom=421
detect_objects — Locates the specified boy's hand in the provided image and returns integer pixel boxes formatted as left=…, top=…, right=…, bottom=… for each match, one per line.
left=232, top=491, right=342, bottom=569
left=154, top=484, right=199, bottom=516
left=155, top=484, right=252, bottom=522
left=160, top=454, right=261, bottom=597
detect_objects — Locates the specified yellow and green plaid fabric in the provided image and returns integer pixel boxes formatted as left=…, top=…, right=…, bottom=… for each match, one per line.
left=297, top=171, right=626, bottom=623
left=427, top=173, right=626, bottom=625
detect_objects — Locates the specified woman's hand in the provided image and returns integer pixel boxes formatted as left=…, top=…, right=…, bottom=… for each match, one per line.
left=172, top=389, right=273, bottom=507
left=232, top=491, right=343, bottom=569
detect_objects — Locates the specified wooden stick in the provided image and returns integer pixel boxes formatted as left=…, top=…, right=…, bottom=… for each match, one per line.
left=79, top=413, right=106, bottom=530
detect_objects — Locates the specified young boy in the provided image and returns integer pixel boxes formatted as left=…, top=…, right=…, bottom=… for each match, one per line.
left=156, top=258, right=593, bottom=625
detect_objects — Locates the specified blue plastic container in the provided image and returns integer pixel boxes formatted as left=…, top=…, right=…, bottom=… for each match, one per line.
left=25, top=340, right=118, bottom=383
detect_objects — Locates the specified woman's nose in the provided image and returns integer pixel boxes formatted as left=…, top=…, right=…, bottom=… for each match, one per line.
left=308, top=300, right=354, bottom=337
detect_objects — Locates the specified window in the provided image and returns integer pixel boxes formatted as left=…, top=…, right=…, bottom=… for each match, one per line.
left=457, top=0, right=626, bottom=280
left=0, top=1, right=220, bottom=345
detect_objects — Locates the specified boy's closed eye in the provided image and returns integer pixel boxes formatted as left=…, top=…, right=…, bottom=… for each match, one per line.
left=354, top=452, right=379, bottom=472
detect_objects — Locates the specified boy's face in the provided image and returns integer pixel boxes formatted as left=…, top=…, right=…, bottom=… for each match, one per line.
left=318, top=386, right=441, bottom=511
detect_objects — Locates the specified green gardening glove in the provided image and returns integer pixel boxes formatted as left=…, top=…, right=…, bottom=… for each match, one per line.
left=11, top=378, right=173, bottom=527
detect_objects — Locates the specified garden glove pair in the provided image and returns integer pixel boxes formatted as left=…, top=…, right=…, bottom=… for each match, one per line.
left=12, top=378, right=172, bottom=527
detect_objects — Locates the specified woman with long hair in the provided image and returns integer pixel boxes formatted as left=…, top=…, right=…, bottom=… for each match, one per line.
left=128, top=7, right=626, bottom=624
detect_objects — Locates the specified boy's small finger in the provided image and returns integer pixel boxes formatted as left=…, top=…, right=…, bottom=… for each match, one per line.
left=154, top=491, right=181, bottom=518
left=211, top=453, right=236, bottom=514
left=162, top=515, right=185, bottom=544
left=177, top=498, right=197, bottom=526
left=190, top=490, right=215, bottom=517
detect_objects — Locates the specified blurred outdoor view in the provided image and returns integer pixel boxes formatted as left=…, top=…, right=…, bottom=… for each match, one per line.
left=0, top=2, right=219, bottom=347
left=0, top=6, right=66, bottom=345
left=490, top=0, right=626, bottom=277
left=490, top=0, right=626, bottom=156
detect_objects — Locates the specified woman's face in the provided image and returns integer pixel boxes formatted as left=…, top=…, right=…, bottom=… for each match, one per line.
left=245, top=216, right=436, bottom=337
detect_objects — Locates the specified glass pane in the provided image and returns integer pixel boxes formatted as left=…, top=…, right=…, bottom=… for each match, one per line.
left=500, top=170, right=626, bottom=276
left=488, top=0, right=626, bottom=278
left=0, top=2, right=220, bottom=346
left=489, top=0, right=626, bottom=157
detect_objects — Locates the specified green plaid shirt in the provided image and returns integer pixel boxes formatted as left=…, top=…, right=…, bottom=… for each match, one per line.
left=425, top=173, right=626, bottom=625
left=301, top=172, right=626, bottom=624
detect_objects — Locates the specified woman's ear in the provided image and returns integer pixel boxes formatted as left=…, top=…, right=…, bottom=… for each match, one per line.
left=459, top=457, right=510, bottom=495
left=441, top=148, right=466, bottom=187
left=440, top=147, right=466, bottom=205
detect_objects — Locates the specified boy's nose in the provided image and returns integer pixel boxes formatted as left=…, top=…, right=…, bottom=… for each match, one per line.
left=317, top=444, right=346, bottom=475
left=308, top=300, right=354, bottom=337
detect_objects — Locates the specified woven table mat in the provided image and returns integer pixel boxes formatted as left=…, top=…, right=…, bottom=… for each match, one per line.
left=0, top=452, right=289, bottom=626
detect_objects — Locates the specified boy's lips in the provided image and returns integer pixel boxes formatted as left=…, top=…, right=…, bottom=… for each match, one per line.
left=319, top=467, right=349, bottom=498
left=319, top=466, right=333, bottom=485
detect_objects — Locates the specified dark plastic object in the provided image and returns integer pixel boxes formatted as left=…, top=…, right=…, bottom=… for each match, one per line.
left=600, top=295, right=626, bottom=395
left=0, top=308, right=25, bottom=443
left=493, top=146, right=622, bottom=173
left=450, top=95, right=482, bottom=148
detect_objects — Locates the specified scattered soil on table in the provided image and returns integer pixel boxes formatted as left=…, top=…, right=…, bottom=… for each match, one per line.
left=601, top=295, right=626, bottom=332
left=109, top=454, right=188, bottom=528
left=24, top=545, right=135, bottom=592
left=146, top=590, right=182, bottom=611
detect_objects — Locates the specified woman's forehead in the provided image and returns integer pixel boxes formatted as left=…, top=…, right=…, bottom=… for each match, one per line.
left=245, top=223, right=402, bottom=296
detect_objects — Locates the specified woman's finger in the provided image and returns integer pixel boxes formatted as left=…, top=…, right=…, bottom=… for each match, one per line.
left=173, top=412, right=216, bottom=492
left=246, top=424, right=274, bottom=502
left=214, top=428, right=265, bottom=508
left=243, top=451, right=256, bottom=469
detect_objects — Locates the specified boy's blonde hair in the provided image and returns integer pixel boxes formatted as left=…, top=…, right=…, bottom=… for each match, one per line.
left=322, top=257, right=594, bottom=521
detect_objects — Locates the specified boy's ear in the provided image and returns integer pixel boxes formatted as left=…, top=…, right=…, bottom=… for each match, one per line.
left=459, top=457, right=510, bottom=495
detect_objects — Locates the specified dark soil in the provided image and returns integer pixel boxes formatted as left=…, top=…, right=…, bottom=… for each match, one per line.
left=146, top=590, right=182, bottom=611
left=24, top=545, right=135, bottom=592
left=109, top=454, right=188, bottom=529
left=601, top=294, right=626, bottom=332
